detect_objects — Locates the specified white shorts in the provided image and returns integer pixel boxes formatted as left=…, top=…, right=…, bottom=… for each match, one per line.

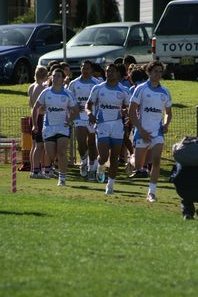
left=96, top=120, right=124, bottom=144
left=74, top=119, right=95, bottom=133
left=135, top=136, right=164, bottom=149
left=42, top=125, right=70, bottom=140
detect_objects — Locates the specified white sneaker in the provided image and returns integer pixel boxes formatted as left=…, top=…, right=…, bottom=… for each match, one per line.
left=96, top=165, right=105, bottom=183
left=30, top=172, right=50, bottom=179
left=146, top=193, right=157, bottom=203
left=96, top=171, right=105, bottom=183
left=105, top=184, right=114, bottom=195
left=48, top=169, right=58, bottom=179
left=57, top=179, right=66, bottom=186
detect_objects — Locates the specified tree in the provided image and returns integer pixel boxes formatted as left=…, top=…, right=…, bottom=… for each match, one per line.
left=101, top=0, right=121, bottom=23
left=87, top=3, right=99, bottom=25
left=75, top=0, right=87, bottom=28
left=12, top=8, right=35, bottom=23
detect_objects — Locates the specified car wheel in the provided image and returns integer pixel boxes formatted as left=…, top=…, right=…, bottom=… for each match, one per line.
left=12, top=61, right=31, bottom=84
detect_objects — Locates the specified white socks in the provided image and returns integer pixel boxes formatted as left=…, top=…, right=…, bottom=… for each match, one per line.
left=148, top=182, right=156, bottom=194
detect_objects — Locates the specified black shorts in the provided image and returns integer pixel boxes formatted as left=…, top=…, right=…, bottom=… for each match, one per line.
left=29, top=114, right=44, bottom=143
left=45, top=134, right=69, bottom=143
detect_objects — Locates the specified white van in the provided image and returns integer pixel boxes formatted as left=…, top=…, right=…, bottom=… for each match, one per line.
left=152, top=0, right=198, bottom=79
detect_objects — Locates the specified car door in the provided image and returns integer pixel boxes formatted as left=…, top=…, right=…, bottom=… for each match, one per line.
left=31, top=25, right=63, bottom=66
left=126, top=24, right=152, bottom=64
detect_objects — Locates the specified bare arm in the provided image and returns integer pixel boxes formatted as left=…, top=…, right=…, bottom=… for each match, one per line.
left=163, top=107, right=172, bottom=133
left=129, top=101, right=152, bottom=142
left=68, top=105, right=79, bottom=123
left=85, top=100, right=96, bottom=124
left=31, top=100, right=42, bottom=133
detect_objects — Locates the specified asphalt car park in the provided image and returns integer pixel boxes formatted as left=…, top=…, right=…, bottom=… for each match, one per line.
left=0, top=23, right=75, bottom=84
left=38, top=22, right=153, bottom=77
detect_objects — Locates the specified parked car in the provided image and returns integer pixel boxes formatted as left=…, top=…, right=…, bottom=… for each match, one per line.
left=38, top=22, right=153, bottom=77
left=152, top=0, right=198, bottom=80
left=0, top=23, right=75, bottom=84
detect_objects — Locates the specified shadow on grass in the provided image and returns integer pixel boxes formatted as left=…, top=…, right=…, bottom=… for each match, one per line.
left=69, top=182, right=146, bottom=197
left=0, top=89, right=27, bottom=97
left=172, top=103, right=188, bottom=108
left=0, top=210, right=48, bottom=217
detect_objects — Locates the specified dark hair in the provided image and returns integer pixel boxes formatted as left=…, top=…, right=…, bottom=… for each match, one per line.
left=130, top=67, right=147, bottom=84
left=123, top=55, right=136, bottom=65
left=81, top=60, right=93, bottom=68
left=116, top=63, right=127, bottom=78
left=60, top=62, right=70, bottom=69
left=146, top=60, right=165, bottom=73
left=92, top=63, right=106, bottom=79
left=46, top=60, right=59, bottom=72
left=52, top=68, right=66, bottom=78
left=49, top=63, right=61, bottom=75
left=92, top=62, right=102, bottom=72
left=106, top=63, right=119, bottom=72
left=114, top=57, right=123, bottom=64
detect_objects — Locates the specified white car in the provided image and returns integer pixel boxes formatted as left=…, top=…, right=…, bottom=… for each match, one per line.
left=152, top=0, right=198, bottom=80
left=38, top=22, right=153, bottom=76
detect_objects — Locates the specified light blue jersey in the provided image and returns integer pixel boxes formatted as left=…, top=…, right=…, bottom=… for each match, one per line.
left=38, top=86, right=76, bottom=127
left=69, top=75, right=99, bottom=121
left=87, top=81, right=130, bottom=123
left=130, top=80, right=172, bottom=138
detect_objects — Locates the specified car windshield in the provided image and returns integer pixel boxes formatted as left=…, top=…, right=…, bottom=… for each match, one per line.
left=67, top=26, right=129, bottom=47
left=155, top=4, right=198, bottom=35
left=0, top=27, right=33, bottom=46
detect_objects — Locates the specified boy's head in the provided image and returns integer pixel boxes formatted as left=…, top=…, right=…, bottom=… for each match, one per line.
left=34, top=66, right=48, bottom=82
left=146, top=60, right=165, bottom=74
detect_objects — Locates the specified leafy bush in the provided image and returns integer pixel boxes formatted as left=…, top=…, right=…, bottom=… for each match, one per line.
left=11, top=8, right=35, bottom=24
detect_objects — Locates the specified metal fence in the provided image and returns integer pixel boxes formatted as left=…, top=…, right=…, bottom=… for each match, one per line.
left=163, top=106, right=198, bottom=161
left=0, top=106, right=197, bottom=164
left=0, top=107, right=76, bottom=164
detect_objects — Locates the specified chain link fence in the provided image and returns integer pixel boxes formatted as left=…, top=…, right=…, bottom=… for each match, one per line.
left=0, top=107, right=76, bottom=165
left=0, top=106, right=197, bottom=164
left=163, top=106, right=198, bottom=162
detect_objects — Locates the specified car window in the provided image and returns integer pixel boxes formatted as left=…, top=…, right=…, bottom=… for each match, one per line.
left=67, top=27, right=128, bottom=47
left=0, top=27, right=33, bottom=46
left=51, top=27, right=63, bottom=44
left=155, top=4, right=198, bottom=35
left=127, top=25, right=152, bottom=46
left=127, top=26, right=145, bottom=46
left=35, top=27, right=62, bottom=45
left=144, top=25, right=153, bottom=40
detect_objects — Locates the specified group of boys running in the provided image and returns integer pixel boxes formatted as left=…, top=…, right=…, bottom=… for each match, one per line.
left=29, top=58, right=172, bottom=202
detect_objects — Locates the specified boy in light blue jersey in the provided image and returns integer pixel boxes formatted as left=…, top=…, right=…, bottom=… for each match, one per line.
left=69, top=60, right=99, bottom=180
left=85, top=63, right=130, bottom=195
left=129, top=61, right=172, bottom=202
left=32, top=68, right=78, bottom=186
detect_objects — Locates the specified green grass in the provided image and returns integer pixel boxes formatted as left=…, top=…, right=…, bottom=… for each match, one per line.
left=1, top=80, right=198, bottom=158
left=1, top=80, right=198, bottom=107
left=0, top=81, right=198, bottom=296
left=0, top=84, right=29, bottom=107
left=0, top=164, right=198, bottom=297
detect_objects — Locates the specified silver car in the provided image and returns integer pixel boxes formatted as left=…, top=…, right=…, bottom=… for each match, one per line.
left=38, top=22, right=153, bottom=76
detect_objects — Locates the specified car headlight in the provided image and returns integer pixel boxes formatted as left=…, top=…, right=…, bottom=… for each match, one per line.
left=0, top=57, right=13, bottom=76
left=4, top=61, right=13, bottom=69
left=38, top=59, right=51, bottom=66
left=95, top=57, right=106, bottom=64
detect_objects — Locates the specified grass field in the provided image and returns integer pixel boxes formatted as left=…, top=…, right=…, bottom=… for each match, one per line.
left=0, top=162, right=198, bottom=297
left=1, top=80, right=198, bottom=159
left=0, top=81, right=198, bottom=296
left=1, top=80, right=198, bottom=107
